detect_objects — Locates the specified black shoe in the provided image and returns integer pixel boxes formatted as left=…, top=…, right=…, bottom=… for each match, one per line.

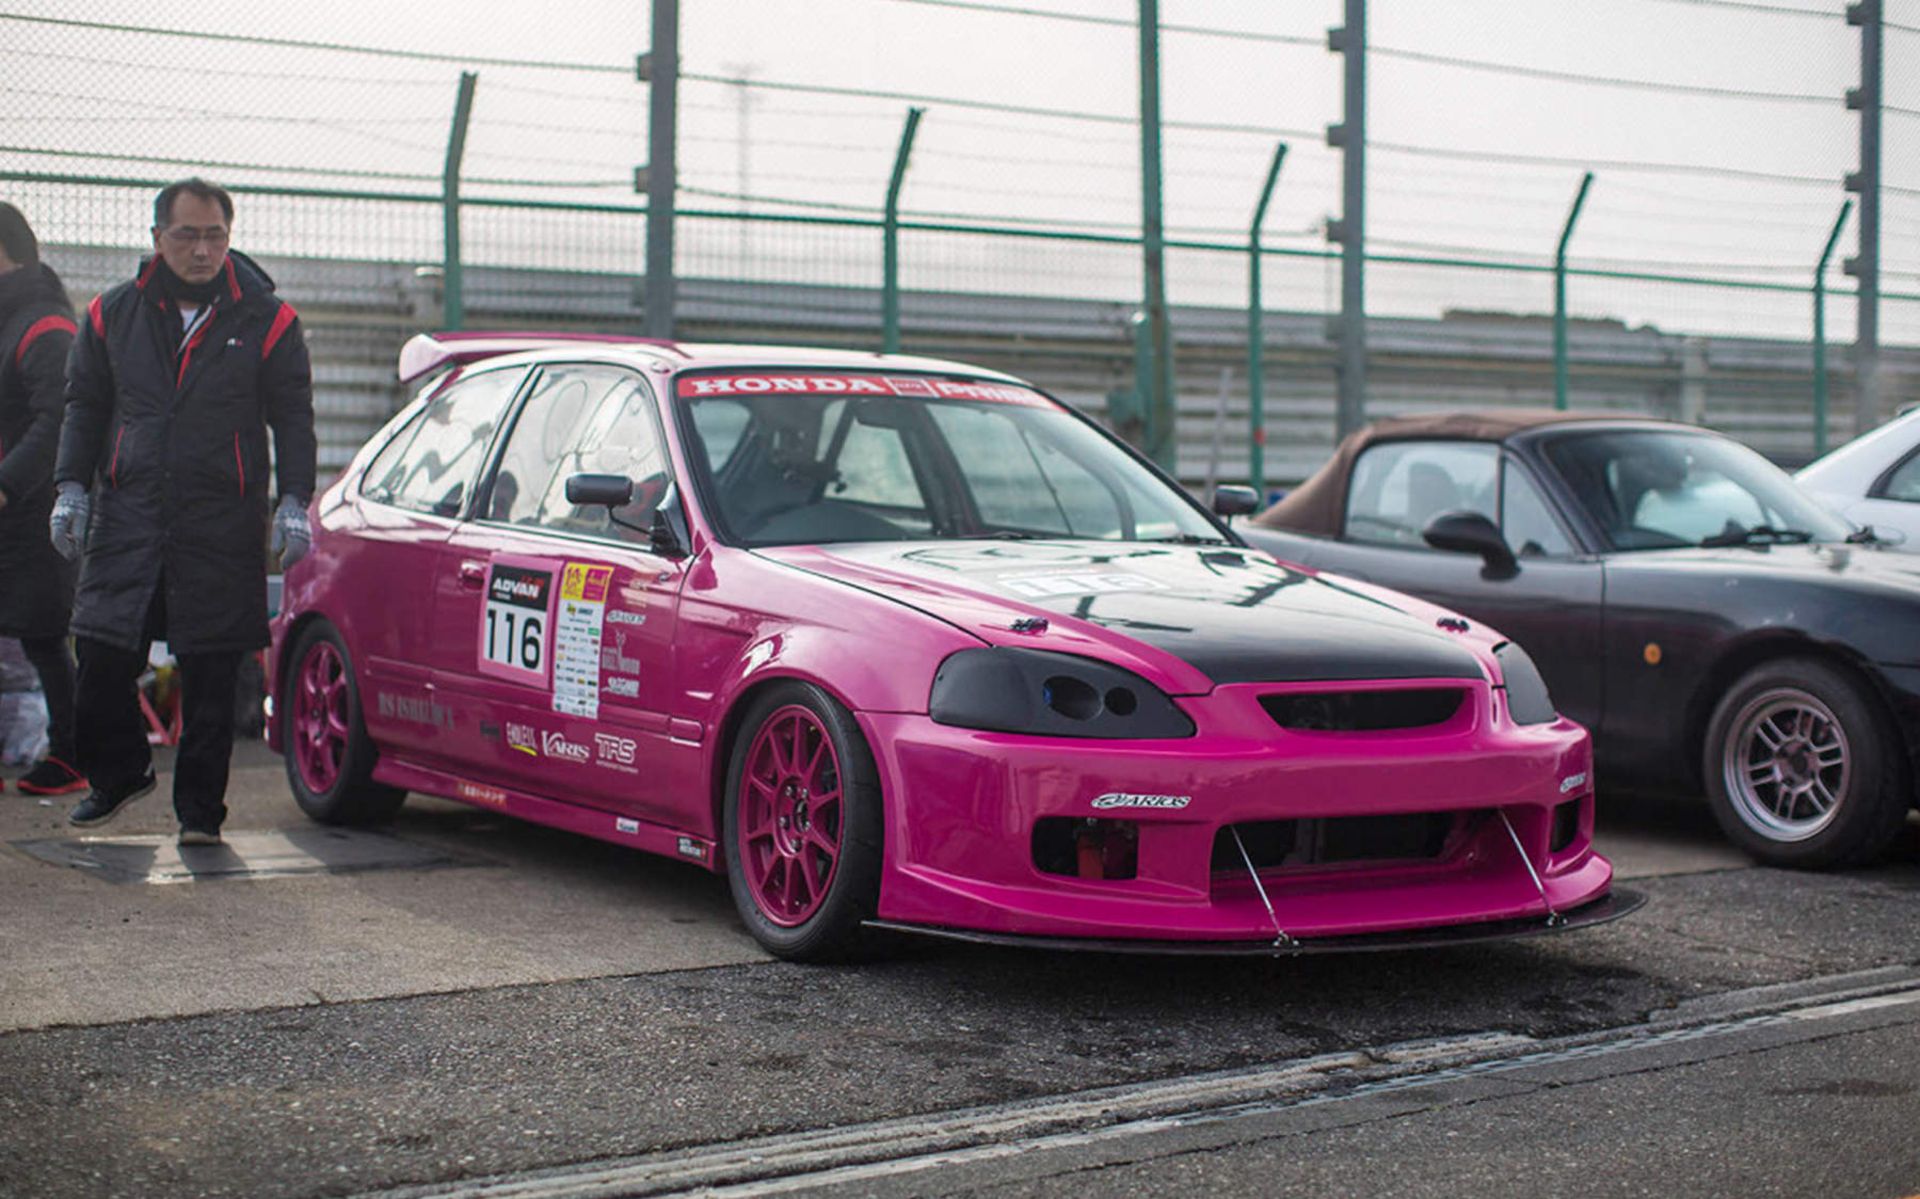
left=177, top=826, right=223, bottom=847
left=67, top=771, right=158, bottom=829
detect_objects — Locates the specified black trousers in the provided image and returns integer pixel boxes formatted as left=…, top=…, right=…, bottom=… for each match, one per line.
left=74, top=637, right=241, bottom=832
left=17, top=636, right=76, bottom=763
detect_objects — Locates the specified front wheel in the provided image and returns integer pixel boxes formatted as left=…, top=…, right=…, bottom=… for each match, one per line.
left=281, top=621, right=406, bottom=826
left=722, top=682, right=884, bottom=961
left=1702, top=657, right=1908, bottom=869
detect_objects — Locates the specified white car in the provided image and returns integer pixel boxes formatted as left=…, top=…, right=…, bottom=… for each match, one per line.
left=1795, top=406, right=1920, bottom=551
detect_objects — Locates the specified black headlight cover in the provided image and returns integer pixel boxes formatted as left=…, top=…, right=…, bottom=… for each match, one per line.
left=929, top=647, right=1195, bottom=739
left=1493, top=641, right=1557, bottom=726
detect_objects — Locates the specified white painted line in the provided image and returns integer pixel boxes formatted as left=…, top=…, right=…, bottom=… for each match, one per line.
left=1785, top=989, right=1920, bottom=1022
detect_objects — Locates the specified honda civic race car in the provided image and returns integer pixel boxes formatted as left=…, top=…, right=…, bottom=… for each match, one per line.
left=267, top=334, right=1634, bottom=960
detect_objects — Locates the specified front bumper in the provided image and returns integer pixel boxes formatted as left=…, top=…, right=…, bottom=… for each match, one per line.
left=862, top=678, right=1613, bottom=944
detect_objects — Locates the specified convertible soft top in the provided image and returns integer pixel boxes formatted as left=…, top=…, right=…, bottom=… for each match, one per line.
left=1255, top=409, right=1639, bottom=536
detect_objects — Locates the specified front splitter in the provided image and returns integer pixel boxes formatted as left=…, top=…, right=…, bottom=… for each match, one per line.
left=866, top=886, right=1646, bottom=956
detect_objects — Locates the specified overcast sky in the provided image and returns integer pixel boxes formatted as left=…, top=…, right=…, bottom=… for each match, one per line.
left=4, top=0, right=1915, bottom=340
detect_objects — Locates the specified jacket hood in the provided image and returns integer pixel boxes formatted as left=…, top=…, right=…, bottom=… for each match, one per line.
left=0, top=262, right=73, bottom=325
left=756, top=539, right=1493, bottom=693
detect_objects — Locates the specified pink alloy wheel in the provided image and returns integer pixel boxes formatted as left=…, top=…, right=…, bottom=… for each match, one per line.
left=737, top=705, right=845, bottom=927
left=294, top=641, right=350, bottom=794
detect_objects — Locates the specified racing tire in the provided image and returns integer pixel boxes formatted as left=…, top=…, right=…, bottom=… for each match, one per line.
left=1702, top=656, right=1908, bottom=869
left=722, top=681, right=884, bottom=962
left=281, top=621, right=406, bottom=826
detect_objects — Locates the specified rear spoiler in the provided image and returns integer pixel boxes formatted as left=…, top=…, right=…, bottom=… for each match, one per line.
left=397, top=331, right=682, bottom=384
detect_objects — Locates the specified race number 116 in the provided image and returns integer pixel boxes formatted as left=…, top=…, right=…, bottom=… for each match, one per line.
left=481, top=562, right=554, bottom=681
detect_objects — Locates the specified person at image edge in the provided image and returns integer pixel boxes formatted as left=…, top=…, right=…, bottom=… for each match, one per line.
left=0, top=201, right=85, bottom=796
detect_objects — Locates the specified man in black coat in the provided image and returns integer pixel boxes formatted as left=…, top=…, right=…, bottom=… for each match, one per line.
left=0, top=202, right=85, bottom=795
left=50, top=178, right=316, bottom=844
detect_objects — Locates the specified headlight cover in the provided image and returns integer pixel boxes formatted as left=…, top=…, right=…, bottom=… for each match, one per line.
left=1493, top=641, right=1557, bottom=725
left=929, top=647, right=1195, bottom=739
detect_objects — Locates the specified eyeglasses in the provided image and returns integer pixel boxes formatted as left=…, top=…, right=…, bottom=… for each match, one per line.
left=160, top=226, right=230, bottom=247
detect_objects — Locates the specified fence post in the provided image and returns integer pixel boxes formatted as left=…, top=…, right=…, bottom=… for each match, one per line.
left=1813, top=200, right=1853, bottom=457
left=882, top=107, right=924, bottom=355
left=1553, top=171, right=1594, bottom=411
left=441, top=71, right=477, bottom=330
left=1247, top=142, right=1287, bottom=499
left=1139, top=0, right=1175, bottom=471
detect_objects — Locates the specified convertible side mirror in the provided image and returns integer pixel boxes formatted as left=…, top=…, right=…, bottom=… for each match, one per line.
left=1422, top=510, right=1517, bottom=575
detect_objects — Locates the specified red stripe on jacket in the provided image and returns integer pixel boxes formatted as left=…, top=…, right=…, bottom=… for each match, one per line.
left=108, top=427, right=126, bottom=488
left=223, top=259, right=241, bottom=302
left=233, top=432, right=245, bottom=495
left=87, top=295, right=105, bottom=338
left=14, top=315, right=76, bottom=368
left=261, top=303, right=298, bottom=361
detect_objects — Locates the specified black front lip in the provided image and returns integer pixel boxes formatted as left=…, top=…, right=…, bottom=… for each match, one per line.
left=866, top=887, right=1645, bottom=957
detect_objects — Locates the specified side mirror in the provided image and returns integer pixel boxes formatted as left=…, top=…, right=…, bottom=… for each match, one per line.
left=1212, top=485, right=1260, bottom=518
left=564, top=473, right=633, bottom=508
left=1422, top=510, right=1517, bottom=575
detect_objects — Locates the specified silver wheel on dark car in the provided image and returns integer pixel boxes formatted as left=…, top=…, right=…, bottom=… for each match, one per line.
left=1720, top=688, right=1849, bottom=843
left=1702, top=657, right=1908, bottom=869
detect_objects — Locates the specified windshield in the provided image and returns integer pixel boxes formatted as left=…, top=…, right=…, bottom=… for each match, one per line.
left=1542, top=428, right=1851, bottom=550
left=675, top=374, right=1224, bottom=547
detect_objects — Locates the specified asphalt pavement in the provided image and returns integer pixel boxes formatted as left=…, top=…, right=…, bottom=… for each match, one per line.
left=0, top=741, right=1915, bottom=1198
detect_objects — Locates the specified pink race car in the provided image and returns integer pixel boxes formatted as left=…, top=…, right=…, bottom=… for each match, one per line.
left=267, top=334, right=1635, bottom=960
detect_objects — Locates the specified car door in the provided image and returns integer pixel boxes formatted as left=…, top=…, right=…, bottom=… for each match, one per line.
left=345, top=365, right=527, bottom=758
left=429, top=362, right=686, bottom=823
left=1302, top=439, right=1607, bottom=732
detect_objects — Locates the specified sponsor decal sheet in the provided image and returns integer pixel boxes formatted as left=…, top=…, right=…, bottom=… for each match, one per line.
left=554, top=563, right=614, bottom=718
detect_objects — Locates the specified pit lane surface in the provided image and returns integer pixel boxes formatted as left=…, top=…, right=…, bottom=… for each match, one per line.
left=0, top=744, right=1915, bottom=1197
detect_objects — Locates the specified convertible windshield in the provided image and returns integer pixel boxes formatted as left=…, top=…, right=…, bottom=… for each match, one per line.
left=676, top=375, right=1222, bottom=546
left=1543, top=429, right=1851, bottom=550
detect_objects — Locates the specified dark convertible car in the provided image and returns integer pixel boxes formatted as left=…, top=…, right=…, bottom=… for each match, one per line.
left=1239, top=411, right=1920, bottom=869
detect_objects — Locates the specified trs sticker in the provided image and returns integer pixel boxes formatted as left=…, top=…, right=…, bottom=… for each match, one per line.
left=457, top=780, right=507, bottom=807
left=1002, top=572, right=1166, bottom=599
left=676, top=836, right=708, bottom=861
left=480, top=559, right=555, bottom=684
left=594, top=732, right=638, bottom=773
left=1560, top=772, right=1589, bottom=794
left=1091, top=792, right=1191, bottom=810
left=616, top=817, right=640, bottom=835
left=553, top=563, right=613, bottom=719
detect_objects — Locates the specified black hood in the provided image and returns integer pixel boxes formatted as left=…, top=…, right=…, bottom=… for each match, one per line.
left=0, top=262, right=72, bottom=326
left=759, top=540, right=1490, bottom=688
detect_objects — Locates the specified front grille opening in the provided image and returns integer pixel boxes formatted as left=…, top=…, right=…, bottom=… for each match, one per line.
left=1211, top=812, right=1459, bottom=873
left=1033, top=817, right=1139, bottom=881
left=1261, top=688, right=1465, bottom=732
left=1550, top=798, right=1582, bottom=853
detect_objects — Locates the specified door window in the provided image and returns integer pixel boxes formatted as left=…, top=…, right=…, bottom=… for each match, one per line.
left=1501, top=461, right=1573, bottom=557
left=484, top=365, right=671, bottom=543
left=364, top=368, right=522, bottom=517
left=1345, top=441, right=1498, bottom=547
left=1875, top=449, right=1920, bottom=503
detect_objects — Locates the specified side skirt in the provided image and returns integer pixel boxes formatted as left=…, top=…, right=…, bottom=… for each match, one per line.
left=371, top=756, right=723, bottom=874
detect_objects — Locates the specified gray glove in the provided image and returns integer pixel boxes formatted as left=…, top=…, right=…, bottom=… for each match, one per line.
left=48, top=481, right=89, bottom=562
left=272, top=495, right=312, bottom=570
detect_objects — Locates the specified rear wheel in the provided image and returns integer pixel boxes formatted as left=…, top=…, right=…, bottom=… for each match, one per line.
left=282, top=621, right=405, bottom=825
left=1702, top=657, right=1907, bottom=869
left=722, top=682, right=883, bottom=961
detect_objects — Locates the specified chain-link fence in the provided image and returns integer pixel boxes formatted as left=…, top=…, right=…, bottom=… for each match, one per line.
left=5, top=2, right=1918, bottom=482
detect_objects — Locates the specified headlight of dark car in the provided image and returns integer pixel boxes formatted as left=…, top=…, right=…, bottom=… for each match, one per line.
left=929, top=647, right=1195, bottom=739
left=1493, top=641, right=1557, bottom=726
